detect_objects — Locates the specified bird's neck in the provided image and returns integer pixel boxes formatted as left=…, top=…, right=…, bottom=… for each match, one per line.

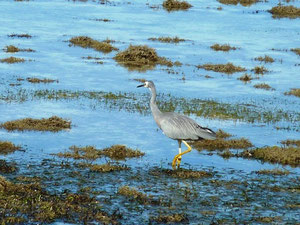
left=149, top=86, right=163, bottom=125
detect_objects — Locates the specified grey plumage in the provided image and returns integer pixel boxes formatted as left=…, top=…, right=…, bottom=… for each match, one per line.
left=138, top=80, right=216, bottom=141
left=137, top=80, right=216, bottom=169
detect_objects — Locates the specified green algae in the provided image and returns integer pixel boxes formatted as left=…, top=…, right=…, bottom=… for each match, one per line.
left=254, top=83, right=274, bottom=90
left=162, top=0, right=192, bottom=11
left=0, top=116, right=71, bottom=132
left=69, top=36, right=118, bottom=53
left=269, top=5, right=300, bottom=19
left=254, top=55, right=274, bottom=63
left=197, top=63, right=246, bottom=74
left=0, top=141, right=20, bottom=155
left=0, top=56, right=25, bottom=64
left=148, top=36, right=186, bottom=43
left=284, top=88, right=300, bottom=98
left=113, top=45, right=173, bottom=72
left=218, top=0, right=259, bottom=7
left=241, top=146, right=300, bottom=167
left=210, top=44, right=237, bottom=51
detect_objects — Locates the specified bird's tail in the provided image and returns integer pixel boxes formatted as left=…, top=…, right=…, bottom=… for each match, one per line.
left=197, top=127, right=217, bottom=140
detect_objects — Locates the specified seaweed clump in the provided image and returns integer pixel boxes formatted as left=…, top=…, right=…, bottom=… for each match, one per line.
left=197, top=63, right=246, bottom=74
left=0, top=116, right=71, bottom=132
left=254, top=83, right=274, bottom=90
left=238, top=73, right=253, bottom=83
left=0, top=141, right=20, bottom=155
left=291, top=48, right=300, bottom=56
left=218, top=0, right=258, bottom=7
left=69, top=36, right=118, bottom=53
left=0, top=57, right=25, bottom=64
left=162, top=0, right=192, bottom=11
left=256, top=169, right=290, bottom=176
left=0, top=176, right=119, bottom=224
left=210, top=44, right=236, bottom=51
left=89, top=163, right=129, bottom=172
left=118, top=186, right=154, bottom=204
left=148, top=36, right=185, bottom=43
left=151, top=168, right=212, bottom=179
left=240, top=146, right=300, bottom=167
left=114, top=45, right=173, bottom=71
left=281, top=139, right=300, bottom=147
left=269, top=5, right=300, bottom=19
left=100, top=145, right=144, bottom=160
left=254, top=55, right=274, bottom=63
left=191, top=137, right=252, bottom=151
left=284, top=88, right=300, bottom=98
left=150, top=213, right=188, bottom=223
left=4, top=45, right=34, bottom=53
left=26, top=77, right=58, bottom=83
left=0, top=160, right=18, bottom=173
left=55, top=145, right=144, bottom=161
left=251, top=66, right=268, bottom=75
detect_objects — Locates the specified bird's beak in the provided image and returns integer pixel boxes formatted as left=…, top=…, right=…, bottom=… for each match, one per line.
left=137, top=84, right=145, bottom=88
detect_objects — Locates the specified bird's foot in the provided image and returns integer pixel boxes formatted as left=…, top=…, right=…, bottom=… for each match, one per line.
left=172, top=155, right=182, bottom=170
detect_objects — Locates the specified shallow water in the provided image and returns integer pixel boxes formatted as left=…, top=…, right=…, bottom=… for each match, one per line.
left=0, top=0, right=299, bottom=224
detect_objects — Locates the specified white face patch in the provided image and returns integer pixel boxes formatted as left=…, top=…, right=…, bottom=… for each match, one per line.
left=145, top=81, right=149, bottom=88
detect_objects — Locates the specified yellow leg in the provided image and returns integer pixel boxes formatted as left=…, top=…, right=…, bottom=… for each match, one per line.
left=172, top=140, right=192, bottom=170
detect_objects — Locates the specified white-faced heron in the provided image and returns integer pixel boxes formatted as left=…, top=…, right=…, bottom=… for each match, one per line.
left=137, top=80, right=216, bottom=170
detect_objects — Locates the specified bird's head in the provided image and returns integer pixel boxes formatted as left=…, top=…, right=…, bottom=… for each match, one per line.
left=137, top=80, right=155, bottom=89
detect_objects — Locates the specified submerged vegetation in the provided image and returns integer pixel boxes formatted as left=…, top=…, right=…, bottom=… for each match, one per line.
left=114, top=45, right=173, bottom=71
left=8, top=33, right=32, bottom=38
left=0, top=141, right=20, bottom=155
left=0, top=116, right=71, bottom=132
left=0, top=160, right=18, bottom=173
left=89, top=163, right=130, bottom=172
left=218, top=0, right=258, bottom=7
left=157, top=168, right=213, bottom=179
left=284, top=88, right=300, bottom=98
left=150, top=213, right=188, bottom=223
left=118, top=186, right=153, bottom=204
left=0, top=56, right=25, bottom=64
left=0, top=176, right=119, bottom=224
left=269, top=5, right=300, bottom=19
left=238, top=73, right=253, bottom=82
left=148, top=36, right=185, bottom=43
left=197, top=63, right=246, bottom=74
left=281, top=139, right=300, bottom=147
left=210, top=44, right=237, bottom=51
left=1, top=88, right=299, bottom=125
left=69, top=36, right=118, bottom=53
left=162, top=0, right=192, bottom=11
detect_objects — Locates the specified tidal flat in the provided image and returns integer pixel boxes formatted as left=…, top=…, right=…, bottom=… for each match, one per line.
left=0, top=0, right=299, bottom=224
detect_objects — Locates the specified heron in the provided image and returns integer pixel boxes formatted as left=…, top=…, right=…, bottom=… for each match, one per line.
left=137, top=80, right=216, bottom=170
